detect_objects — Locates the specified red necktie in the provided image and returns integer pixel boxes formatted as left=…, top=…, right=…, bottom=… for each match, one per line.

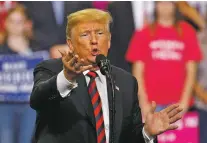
left=87, top=71, right=106, bottom=143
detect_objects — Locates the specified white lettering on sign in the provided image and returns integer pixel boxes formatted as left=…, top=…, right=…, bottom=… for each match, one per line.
left=0, top=70, right=33, bottom=84
left=2, top=61, right=27, bottom=71
left=159, top=133, right=177, bottom=142
left=185, top=117, right=199, bottom=128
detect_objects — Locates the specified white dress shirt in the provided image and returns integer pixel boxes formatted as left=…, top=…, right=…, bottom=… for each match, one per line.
left=57, top=70, right=154, bottom=143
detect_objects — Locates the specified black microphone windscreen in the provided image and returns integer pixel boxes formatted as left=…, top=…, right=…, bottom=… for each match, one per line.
left=95, top=54, right=106, bottom=65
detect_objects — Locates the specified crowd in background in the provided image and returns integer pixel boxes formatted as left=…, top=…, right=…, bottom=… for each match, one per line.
left=0, top=1, right=207, bottom=143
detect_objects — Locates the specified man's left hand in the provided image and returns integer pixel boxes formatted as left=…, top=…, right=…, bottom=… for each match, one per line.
left=144, top=101, right=183, bottom=137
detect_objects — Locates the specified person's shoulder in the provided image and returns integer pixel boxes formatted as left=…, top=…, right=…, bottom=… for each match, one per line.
left=179, top=20, right=196, bottom=31
left=179, top=20, right=197, bottom=37
left=112, top=65, right=136, bottom=81
left=34, top=58, right=63, bottom=74
left=36, top=58, right=62, bottom=69
left=140, top=24, right=151, bottom=32
left=134, top=24, right=151, bottom=37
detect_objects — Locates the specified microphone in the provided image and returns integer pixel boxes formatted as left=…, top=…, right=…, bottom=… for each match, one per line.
left=95, top=54, right=111, bottom=77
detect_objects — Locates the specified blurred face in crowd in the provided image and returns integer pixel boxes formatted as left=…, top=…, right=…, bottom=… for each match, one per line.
left=5, top=11, right=27, bottom=36
left=67, top=21, right=111, bottom=65
left=155, top=1, right=176, bottom=19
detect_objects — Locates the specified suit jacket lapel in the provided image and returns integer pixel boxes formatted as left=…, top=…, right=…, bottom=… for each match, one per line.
left=107, top=70, right=123, bottom=140
left=74, top=74, right=96, bottom=128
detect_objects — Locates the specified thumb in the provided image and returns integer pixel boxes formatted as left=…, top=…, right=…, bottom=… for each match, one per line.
left=150, top=101, right=156, bottom=113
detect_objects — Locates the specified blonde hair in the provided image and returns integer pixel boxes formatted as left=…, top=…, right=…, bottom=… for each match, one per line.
left=66, top=8, right=113, bottom=39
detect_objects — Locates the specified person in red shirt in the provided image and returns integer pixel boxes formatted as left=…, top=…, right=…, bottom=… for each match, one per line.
left=126, top=1, right=202, bottom=120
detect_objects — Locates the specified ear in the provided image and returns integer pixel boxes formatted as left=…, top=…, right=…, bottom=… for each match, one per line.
left=66, top=39, right=74, bottom=51
left=108, top=33, right=111, bottom=50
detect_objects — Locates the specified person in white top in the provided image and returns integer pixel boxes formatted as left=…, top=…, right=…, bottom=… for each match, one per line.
left=30, top=8, right=183, bottom=143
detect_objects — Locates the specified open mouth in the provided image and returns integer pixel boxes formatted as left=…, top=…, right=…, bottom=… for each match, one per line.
left=91, top=48, right=99, bottom=56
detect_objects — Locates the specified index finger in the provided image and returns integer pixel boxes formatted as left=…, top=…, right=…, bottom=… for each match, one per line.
left=58, top=48, right=71, bottom=62
left=161, top=103, right=180, bottom=114
left=58, top=49, right=69, bottom=63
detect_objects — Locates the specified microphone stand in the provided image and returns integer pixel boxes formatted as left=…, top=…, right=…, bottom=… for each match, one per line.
left=98, top=57, right=115, bottom=143
left=105, top=66, right=115, bottom=143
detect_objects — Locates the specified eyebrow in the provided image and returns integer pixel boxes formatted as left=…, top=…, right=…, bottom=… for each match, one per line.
left=80, top=29, right=104, bottom=33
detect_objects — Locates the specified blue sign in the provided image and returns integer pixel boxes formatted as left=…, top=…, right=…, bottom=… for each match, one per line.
left=0, top=51, right=48, bottom=103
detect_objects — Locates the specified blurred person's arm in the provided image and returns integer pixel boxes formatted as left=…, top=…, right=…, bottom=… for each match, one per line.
left=50, top=44, right=68, bottom=59
left=132, top=61, right=150, bottom=120
left=194, top=82, right=207, bottom=104
left=179, top=22, right=203, bottom=112
left=176, top=1, right=205, bottom=31
left=179, top=61, right=197, bottom=112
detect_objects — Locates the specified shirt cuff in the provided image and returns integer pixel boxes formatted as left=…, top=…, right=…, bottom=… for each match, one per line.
left=142, top=127, right=155, bottom=143
left=56, top=70, right=78, bottom=98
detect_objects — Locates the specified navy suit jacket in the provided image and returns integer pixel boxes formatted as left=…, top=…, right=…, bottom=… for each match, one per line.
left=30, top=58, right=157, bottom=143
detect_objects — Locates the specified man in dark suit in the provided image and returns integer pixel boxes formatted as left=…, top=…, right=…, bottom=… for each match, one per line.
left=30, top=8, right=183, bottom=143
left=21, top=1, right=92, bottom=51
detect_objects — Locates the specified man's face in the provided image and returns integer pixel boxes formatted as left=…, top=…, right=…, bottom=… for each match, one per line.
left=67, top=21, right=111, bottom=66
